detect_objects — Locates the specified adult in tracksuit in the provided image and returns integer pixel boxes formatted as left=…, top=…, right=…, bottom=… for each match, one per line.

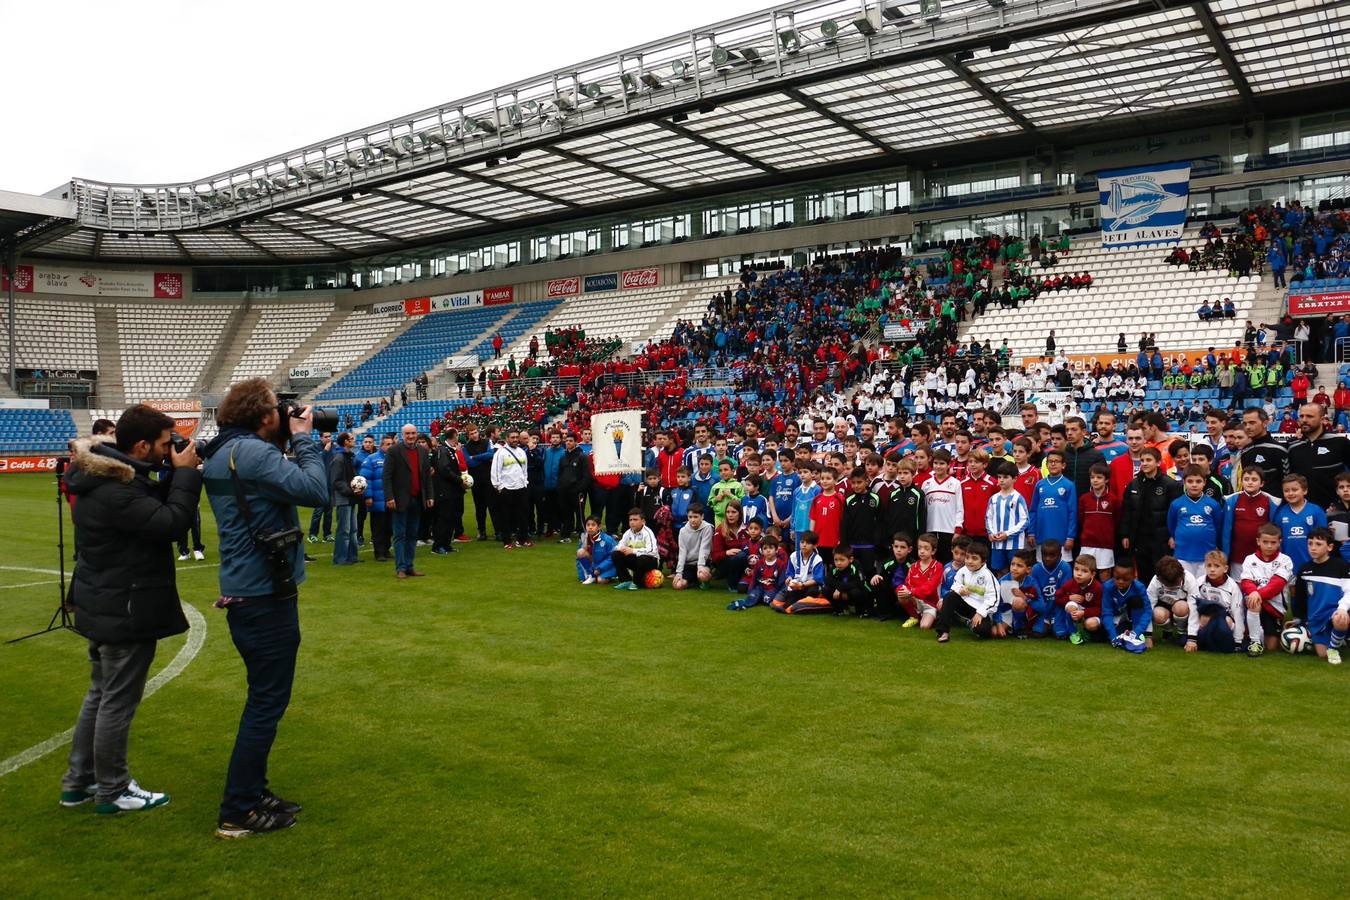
left=202, top=378, right=328, bottom=838
left=463, top=425, right=498, bottom=541
left=556, top=433, right=591, bottom=541
left=1121, top=448, right=1182, bottom=585
left=432, top=433, right=467, bottom=553
left=526, top=434, right=547, bottom=537
left=1240, top=408, right=1289, bottom=498
left=1062, top=418, right=1106, bottom=499
left=492, top=429, right=532, bottom=547
left=360, top=435, right=392, bottom=561
left=353, top=434, right=376, bottom=545
left=542, top=431, right=566, bottom=537
left=328, top=433, right=361, bottom=565
left=60, top=409, right=201, bottom=815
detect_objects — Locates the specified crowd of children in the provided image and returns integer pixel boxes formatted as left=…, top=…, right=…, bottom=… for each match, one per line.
left=567, top=410, right=1350, bottom=665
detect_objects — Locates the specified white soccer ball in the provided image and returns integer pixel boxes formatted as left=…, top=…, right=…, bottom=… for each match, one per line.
left=1280, top=623, right=1312, bottom=655
left=350, top=475, right=368, bottom=494
left=461, top=472, right=474, bottom=489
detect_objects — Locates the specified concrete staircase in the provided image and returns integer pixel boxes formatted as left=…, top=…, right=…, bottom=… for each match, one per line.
left=93, top=306, right=125, bottom=408
left=423, top=307, right=523, bottom=399
left=271, top=305, right=349, bottom=383
left=636, top=278, right=738, bottom=348
left=304, top=315, right=419, bottom=402
left=205, top=305, right=262, bottom=393
left=1248, top=276, right=1286, bottom=327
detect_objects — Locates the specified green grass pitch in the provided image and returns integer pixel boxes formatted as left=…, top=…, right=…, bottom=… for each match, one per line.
left=1, top=473, right=1348, bottom=897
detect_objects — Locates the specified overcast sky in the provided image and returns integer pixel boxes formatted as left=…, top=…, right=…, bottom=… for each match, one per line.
left=0, top=0, right=776, bottom=195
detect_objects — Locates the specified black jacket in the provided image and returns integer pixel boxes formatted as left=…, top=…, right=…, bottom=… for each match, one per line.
left=1240, top=433, right=1290, bottom=497
left=556, top=447, right=591, bottom=497
left=842, top=491, right=881, bottom=548
left=882, top=484, right=925, bottom=545
left=1121, top=471, right=1182, bottom=548
left=382, top=443, right=433, bottom=511
left=63, top=437, right=201, bottom=644
left=1063, top=442, right=1106, bottom=498
left=433, top=444, right=466, bottom=494
left=329, top=449, right=356, bottom=506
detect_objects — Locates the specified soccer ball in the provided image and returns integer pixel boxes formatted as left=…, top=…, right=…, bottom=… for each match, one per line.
left=350, top=475, right=368, bottom=494
left=1280, top=623, right=1312, bottom=655
left=461, top=472, right=474, bottom=489
left=643, top=569, right=665, bottom=589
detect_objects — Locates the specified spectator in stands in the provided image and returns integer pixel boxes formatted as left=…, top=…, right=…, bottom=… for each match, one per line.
left=492, top=332, right=504, bottom=359
left=382, top=423, right=432, bottom=579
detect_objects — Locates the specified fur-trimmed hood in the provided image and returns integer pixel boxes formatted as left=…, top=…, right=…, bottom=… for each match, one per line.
left=65, top=435, right=145, bottom=492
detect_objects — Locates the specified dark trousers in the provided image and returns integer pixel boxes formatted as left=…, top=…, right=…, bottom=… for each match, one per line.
left=178, top=509, right=204, bottom=555
left=355, top=502, right=368, bottom=543
left=220, top=596, right=300, bottom=822
left=614, top=552, right=660, bottom=585
left=367, top=508, right=391, bottom=558
left=530, top=489, right=547, bottom=534
left=471, top=475, right=495, bottom=537
left=541, top=489, right=561, bottom=533
left=588, top=485, right=610, bottom=531
left=307, top=504, right=331, bottom=539
left=716, top=554, right=751, bottom=587
left=606, top=484, right=635, bottom=534
left=435, top=488, right=465, bottom=548
left=560, top=490, right=586, bottom=536
left=497, top=487, right=530, bottom=544
left=936, top=591, right=995, bottom=638
left=392, top=504, right=421, bottom=573
left=63, top=639, right=157, bottom=803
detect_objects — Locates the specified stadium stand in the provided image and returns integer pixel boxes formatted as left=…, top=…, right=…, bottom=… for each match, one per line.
left=298, top=309, right=406, bottom=381
left=0, top=407, right=77, bottom=453
left=0, top=299, right=98, bottom=371
left=962, top=229, right=1257, bottom=361
left=115, top=304, right=236, bottom=403
left=498, top=285, right=699, bottom=362
left=227, top=301, right=335, bottom=383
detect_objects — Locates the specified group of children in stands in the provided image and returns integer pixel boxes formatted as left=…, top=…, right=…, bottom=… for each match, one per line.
left=570, top=437, right=1350, bottom=664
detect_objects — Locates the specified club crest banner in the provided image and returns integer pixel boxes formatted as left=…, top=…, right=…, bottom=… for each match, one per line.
left=1098, top=162, right=1191, bottom=248
left=590, top=409, right=643, bottom=475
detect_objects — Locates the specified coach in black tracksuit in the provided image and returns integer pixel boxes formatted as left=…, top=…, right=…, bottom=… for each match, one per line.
left=463, top=425, right=498, bottom=541
left=1240, top=409, right=1290, bottom=498
left=1121, top=457, right=1181, bottom=585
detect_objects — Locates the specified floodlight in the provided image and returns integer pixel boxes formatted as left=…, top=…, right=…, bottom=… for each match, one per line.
left=710, top=46, right=738, bottom=68
left=739, top=47, right=763, bottom=65
left=485, top=157, right=499, bottom=169
left=819, top=19, right=839, bottom=42
left=778, top=29, right=802, bottom=53
left=621, top=73, right=640, bottom=94
left=920, top=0, right=941, bottom=20
left=641, top=72, right=663, bottom=89
left=671, top=112, right=689, bottom=123
left=986, top=0, right=1006, bottom=7
left=671, top=58, right=692, bottom=79
left=852, top=17, right=877, bottom=36
left=989, top=36, right=1010, bottom=51
left=420, top=129, right=449, bottom=147
left=952, top=49, right=975, bottom=62
left=881, top=5, right=910, bottom=22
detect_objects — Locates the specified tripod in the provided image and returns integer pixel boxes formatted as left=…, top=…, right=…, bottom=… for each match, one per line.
left=8, top=460, right=76, bottom=643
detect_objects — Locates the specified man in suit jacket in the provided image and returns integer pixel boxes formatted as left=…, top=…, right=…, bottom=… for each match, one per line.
left=382, top=423, right=434, bottom=578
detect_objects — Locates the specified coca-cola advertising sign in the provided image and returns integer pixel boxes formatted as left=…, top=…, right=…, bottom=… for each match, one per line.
left=621, top=268, right=660, bottom=289
left=546, top=277, right=580, bottom=298
left=0, top=456, right=62, bottom=474
left=483, top=285, right=514, bottom=306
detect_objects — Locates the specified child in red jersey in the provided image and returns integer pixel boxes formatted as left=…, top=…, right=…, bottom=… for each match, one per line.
left=898, top=532, right=944, bottom=629
left=1012, top=437, right=1040, bottom=507
left=1077, top=463, right=1119, bottom=579
left=1222, top=465, right=1275, bottom=580
left=1055, top=553, right=1104, bottom=644
left=959, top=450, right=998, bottom=546
left=809, top=467, right=845, bottom=558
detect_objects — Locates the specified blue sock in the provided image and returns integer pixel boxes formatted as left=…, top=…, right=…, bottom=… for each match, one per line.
left=1332, top=629, right=1347, bottom=650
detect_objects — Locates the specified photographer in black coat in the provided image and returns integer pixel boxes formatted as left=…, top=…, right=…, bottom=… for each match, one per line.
left=60, top=404, right=202, bottom=815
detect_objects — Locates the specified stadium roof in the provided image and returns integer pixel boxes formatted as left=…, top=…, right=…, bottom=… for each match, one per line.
left=19, top=0, right=1350, bottom=266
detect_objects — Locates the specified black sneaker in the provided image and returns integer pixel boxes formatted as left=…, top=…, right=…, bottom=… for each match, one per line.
left=215, top=807, right=297, bottom=840
left=259, top=789, right=303, bottom=816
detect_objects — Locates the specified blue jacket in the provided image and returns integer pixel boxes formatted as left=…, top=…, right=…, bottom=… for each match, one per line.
left=669, top=486, right=695, bottom=527
left=1100, top=578, right=1150, bottom=640
left=203, top=430, right=329, bottom=598
left=578, top=531, right=618, bottom=579
left=543, top=444, right=565, bottom=490
left=1029, top=475, right=1077, bottom=543
left=1167, top=494, right=1224, bottom=563
left=359, top=449, right=387, bottom=507
left=1274, top=501, right=1327, bottom=570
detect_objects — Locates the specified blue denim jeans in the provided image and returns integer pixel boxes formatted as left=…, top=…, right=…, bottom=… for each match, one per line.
left=307, top=504, right=331, bottom=539
left=220, top=596, right=300, bottom=822
left=392, top=504, right=421, bottom=573
left=332, top=504, right=357, bottom=564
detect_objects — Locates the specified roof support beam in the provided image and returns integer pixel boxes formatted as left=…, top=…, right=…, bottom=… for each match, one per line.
left=653, top=120, right=780, bottom=175
left=284, top=210, right=404, bottom=244
left=166, top=233, right=194, bottom=262
left=255, top=219, right=352, bottom=255
left=940, top=55, right=1042, bottom=138
left=1190, top=0, right=1256, bottom=107
left=92, top=231, right=103, bottom=260
left=544, top=147, right=669, bottom=193
left=219, top=230, right=283, bottom=261
left=368, top=189, right=504, bottom=226
left=781, top=88, right=895, bottom=154
left=447, top=167, right=584, bottom=210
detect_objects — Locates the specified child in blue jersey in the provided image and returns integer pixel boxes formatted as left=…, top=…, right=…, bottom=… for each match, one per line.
left=999, top=549, right=1037, bottom=638
left=1167, top=466, right=1227, bottom=581
left=790, top=463, right=821, bottom=547
left=1028, top=450, right=1078, bottom=555
left=1101, top=558, right=1151, bottom=648
left=940, top=535, right=971, bottom=597
left=769, top=455, right=801, bottom=538
left=668, top=466, right=696, bottom=533
left=740, top=475, right=771, bottom=528
left=1291, top=528, right=1350, bottom=665
left=1274, top=473, right=1327, bottom=572
left=575, top=515, right=618, bottom=584
left=1024, top=539, right=1072, bottom=636
left=691, top=454, right=715, bottom=508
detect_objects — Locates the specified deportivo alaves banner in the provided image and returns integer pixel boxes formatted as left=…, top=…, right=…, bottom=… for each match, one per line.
left=1098, top=162, right=1191, bottom=248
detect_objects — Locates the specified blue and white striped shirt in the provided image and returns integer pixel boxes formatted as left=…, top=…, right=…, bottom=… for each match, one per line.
left=985, top=490, right=1029, bottom=551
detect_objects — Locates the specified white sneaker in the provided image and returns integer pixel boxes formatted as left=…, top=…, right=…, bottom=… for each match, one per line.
left=193, top=550, right=205, bottom=561
left=1328, top=648, right=1343, bottom=666
left=581, top=576, right=595, bottom=585
left=177, top=553, right=189, bottom=561
left=95, top=779, right=169, bottom=815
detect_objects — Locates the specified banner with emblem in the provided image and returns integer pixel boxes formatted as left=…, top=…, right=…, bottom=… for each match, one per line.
left=1, top=263, right=184, bottom=298
left=1098, top=161, right=1191, bottom=248
left=590, top=409, right=643, bottom=475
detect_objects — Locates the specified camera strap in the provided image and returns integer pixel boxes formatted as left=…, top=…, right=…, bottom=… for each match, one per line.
left=227, top=444, right=261, bottom=534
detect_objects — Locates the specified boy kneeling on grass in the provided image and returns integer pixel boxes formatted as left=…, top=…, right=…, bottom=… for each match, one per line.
left=770, top=530, right=827, bottom=614
left=934, top=541, right=1000, bottom=643
left=1054, top=554, right=1103, bottom=644
left=728, top=534, right=788, bottom=611
left=672, top=503, right=713, bottom=591
left=1186, top=549, right=1246, bottom=654
left=612, top=508, right=660, bottom=591
left=576, top=514, right=618, bottom=585
left=1290, top=527, right=1350, bottom=665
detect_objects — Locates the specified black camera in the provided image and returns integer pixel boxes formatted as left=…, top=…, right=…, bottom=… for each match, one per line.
left=253, top=526, right=303, bottom=602
left=170, top=433, right=207, bottom=456
left=277, top=397, right=338, bottom=436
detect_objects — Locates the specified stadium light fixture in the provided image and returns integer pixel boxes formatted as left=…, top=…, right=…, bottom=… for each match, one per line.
left=778, top=29, right=802, bottom=54
left=641, top=72, right=663, bottom=90
left=920, top=0, right=941, bottom=21
left=881, top=5, right=911, bottom=24
left=819, top=19, right=840, bottom=43
left=952, top=49, right=975, bottom=62
left=852, top=17, right=877, bottom=36
left=739, top=47, right=763, bottom=65
left=710, top=46, right=739, bottom=69
left=986, top=0, right=1006, bottom=7
left=485, top=157, right=499, bottom=169
left=671, top=58, right=692, bottom=80
left=671, top=112, right=689, bottom=123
